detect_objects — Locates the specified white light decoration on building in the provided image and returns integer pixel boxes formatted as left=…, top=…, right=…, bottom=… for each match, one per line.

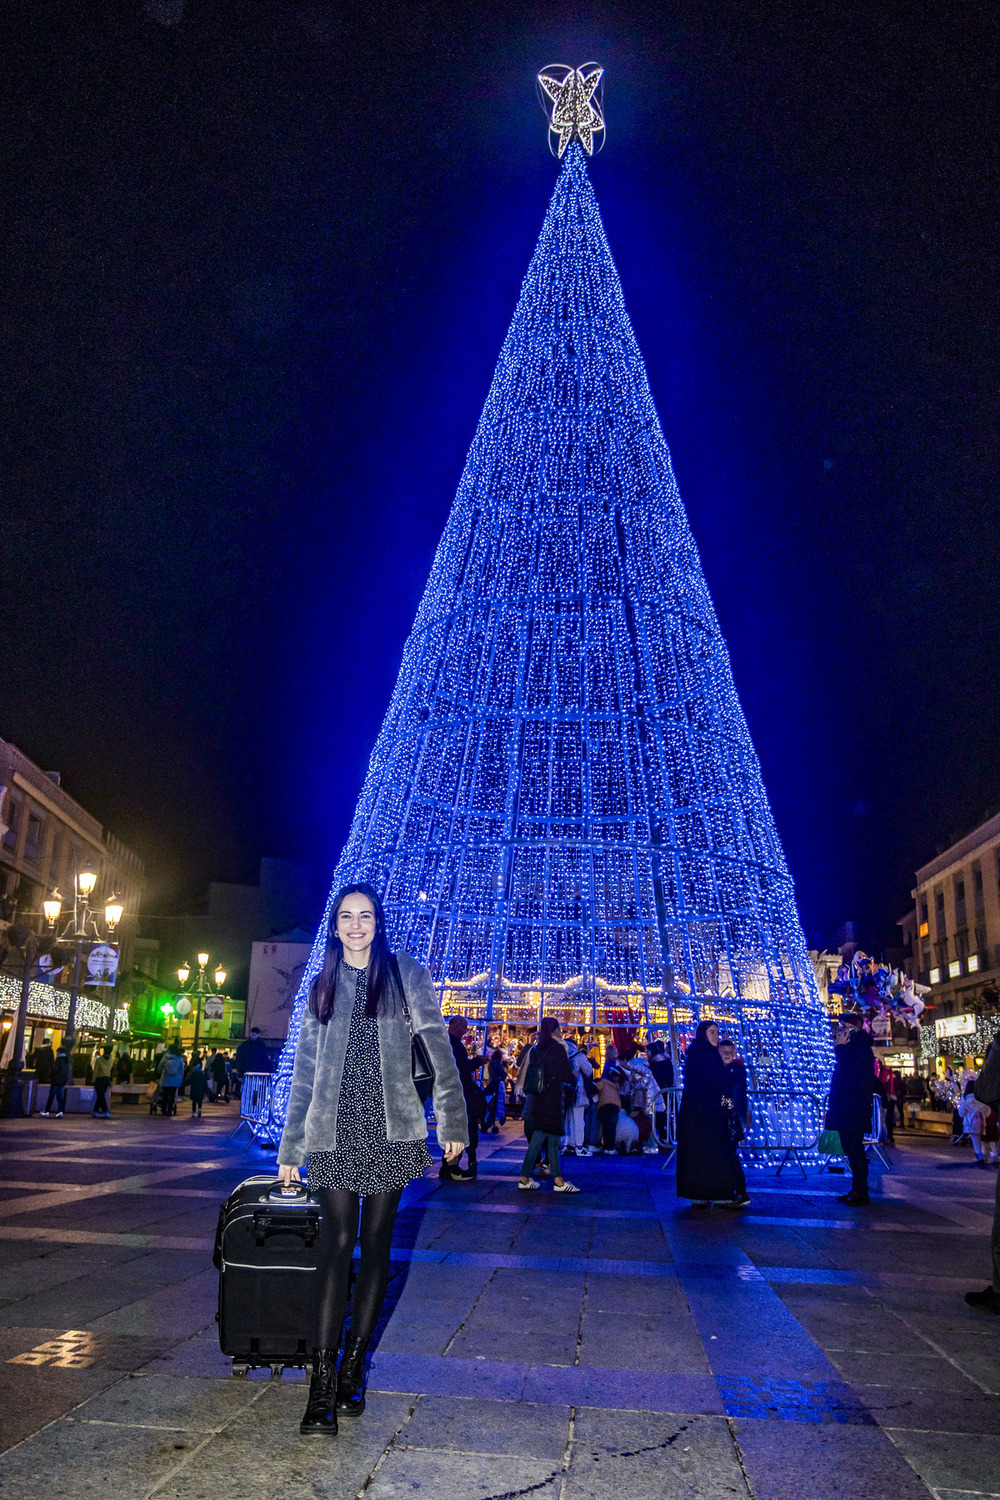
left=271, top=129, right=834, bottom=1131
left=537, top=64, right=605, bottom=157
left=0, top=971, right=128, bottom=1033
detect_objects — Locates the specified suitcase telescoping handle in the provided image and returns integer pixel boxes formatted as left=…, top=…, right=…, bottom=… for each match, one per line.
left=251, top=1208, right=320, bottom=1250
left=264, top=1182, right=313, bottom=1204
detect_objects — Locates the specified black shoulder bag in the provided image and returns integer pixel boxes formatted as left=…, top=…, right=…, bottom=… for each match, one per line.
left=523, top=1046, right=546, bottom=1095
left=399, top=989, right=434, bottom=1103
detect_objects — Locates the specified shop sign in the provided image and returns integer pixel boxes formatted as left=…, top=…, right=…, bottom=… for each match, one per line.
left=203, top=995, right=225, bottom=1021
left=935, top=1013, right=975, bottom=1039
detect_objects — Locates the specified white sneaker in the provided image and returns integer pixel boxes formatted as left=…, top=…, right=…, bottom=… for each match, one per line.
left=577, top=1147, right=593, bottom=1157
left=55, top=1112, right=64, bottom=1118
left=40, top=1112, right=50, bottom=1118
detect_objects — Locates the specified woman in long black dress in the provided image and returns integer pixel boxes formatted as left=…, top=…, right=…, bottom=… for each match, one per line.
left=277, top=884, right=468, bottom=1435
left=676, top=1020, right=750, bottom=1209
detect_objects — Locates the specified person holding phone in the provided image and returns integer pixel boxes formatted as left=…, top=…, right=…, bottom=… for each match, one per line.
left=277, top=883, right=467, bottom=1436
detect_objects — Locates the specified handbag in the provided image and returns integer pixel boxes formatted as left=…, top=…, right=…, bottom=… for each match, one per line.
left=818, top=1128, right=843, bottom=1155
left=399, top=991, right=434, bottom=1103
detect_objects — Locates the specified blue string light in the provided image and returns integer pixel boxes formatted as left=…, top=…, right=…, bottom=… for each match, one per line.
left=271, top=141, right=833, bottom=1129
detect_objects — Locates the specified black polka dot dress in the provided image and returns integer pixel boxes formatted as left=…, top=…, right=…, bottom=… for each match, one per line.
left=308, top=964, right=431, bottom=1196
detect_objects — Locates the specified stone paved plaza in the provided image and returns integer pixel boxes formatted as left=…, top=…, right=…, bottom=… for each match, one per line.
left=0, top=1106, right=998, bottom=1499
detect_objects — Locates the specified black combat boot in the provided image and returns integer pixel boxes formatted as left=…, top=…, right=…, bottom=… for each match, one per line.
left=299, top=1348, right=338, bottom=1435
left=336, top=1331, right=371, bottom=1416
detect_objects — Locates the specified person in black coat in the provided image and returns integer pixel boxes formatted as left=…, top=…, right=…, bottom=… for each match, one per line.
left=442, top=1016, right=489, bottom=1181
left=825, top=1013, right=877, bottom=1204
left=41, top=1048, right=70, bottom=1117
left=517, top=1018, right=579, bottom=1192
left=33, top=1042, right=55, bottom=1088
left=676, top=1021, right=749, bottom=1208
left=234, top=1029, right=271, bottom=1082
left=646, top=1039, right=674, bottom=1150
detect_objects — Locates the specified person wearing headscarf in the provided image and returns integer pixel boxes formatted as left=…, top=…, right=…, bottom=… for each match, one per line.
left=676, top=1020, right=749, bottom=1208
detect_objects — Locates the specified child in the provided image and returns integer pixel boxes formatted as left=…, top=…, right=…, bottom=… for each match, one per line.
left=188, top=1060, right=208, bottom=1118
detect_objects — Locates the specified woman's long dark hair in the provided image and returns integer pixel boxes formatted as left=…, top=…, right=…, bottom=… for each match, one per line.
left=310, top=883, right=402, bottom=1024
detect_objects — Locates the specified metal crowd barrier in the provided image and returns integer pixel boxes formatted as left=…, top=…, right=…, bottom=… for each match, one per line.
left=740, top=1091, right=826, bottom=1177
left=226, top=1072, right=277, bottom=1150
left=817, top=1096, right=890, bottom=1172
left=659, top=1088, right=828, bottom=1178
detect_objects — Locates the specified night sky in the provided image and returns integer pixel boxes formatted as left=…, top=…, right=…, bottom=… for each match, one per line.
left=3, top=1, right=998, bottom=953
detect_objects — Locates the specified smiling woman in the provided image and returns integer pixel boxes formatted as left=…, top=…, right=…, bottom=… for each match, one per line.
left=276, top=882, right=467, bottom=1436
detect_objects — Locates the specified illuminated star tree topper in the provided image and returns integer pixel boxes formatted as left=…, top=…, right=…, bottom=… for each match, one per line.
left=536, top=63, right=605, bottom=157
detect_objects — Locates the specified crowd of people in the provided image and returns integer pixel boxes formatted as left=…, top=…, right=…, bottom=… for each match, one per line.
left=434, top=1017, right=683, bottom=1186
left=434, top=1013, right=757, bottom=1206
left=24, top=1026, right=273, bottom=1120
left=149, top=1028, right=272, bottom=1116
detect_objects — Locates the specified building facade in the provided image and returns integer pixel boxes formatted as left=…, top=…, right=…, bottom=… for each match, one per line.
left=905, top=810, right=1000, bottom=1068
left=0, top=736, right=146, bottom=1055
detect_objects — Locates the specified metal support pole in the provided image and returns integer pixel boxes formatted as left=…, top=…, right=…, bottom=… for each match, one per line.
left=10, top=934, right=36, bottom=1073
left=103, top=984, right=119, bottom=1046
left=65, top=934, right=85, bottom=1042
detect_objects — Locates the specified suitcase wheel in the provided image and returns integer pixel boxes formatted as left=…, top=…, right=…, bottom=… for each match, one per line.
left=231, top=1361, right=249, bottom=1379
left=270, top=1363, right=284, bottom=1380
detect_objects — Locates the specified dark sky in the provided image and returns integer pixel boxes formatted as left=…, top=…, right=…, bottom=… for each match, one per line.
left=3, top=1, right=998, bottom=951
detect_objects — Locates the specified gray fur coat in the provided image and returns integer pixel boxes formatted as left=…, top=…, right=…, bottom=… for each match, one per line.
left=277, top=951, right=468, bottom=1166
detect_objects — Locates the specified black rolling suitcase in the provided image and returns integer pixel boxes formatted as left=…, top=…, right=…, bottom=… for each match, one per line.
left=214, top=1176, right=322, bottom=1377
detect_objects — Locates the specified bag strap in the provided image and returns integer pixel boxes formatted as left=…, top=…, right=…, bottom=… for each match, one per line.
left=399, top=989, right=414, bottom=1038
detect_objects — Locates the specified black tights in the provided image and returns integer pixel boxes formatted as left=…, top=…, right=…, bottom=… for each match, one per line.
left=314, top=1187, right=402, bottom=1351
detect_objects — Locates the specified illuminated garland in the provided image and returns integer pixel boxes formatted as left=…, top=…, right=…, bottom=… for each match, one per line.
left=0, top=971, right=128, bottom=1033
left=271, top=141, right=834, bottom=1132
left=921, top=1014, right=1000, bottom=1064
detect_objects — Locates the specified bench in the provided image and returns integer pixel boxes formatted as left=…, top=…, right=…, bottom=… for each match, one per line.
left=109, top=1084, right=146, bottom=1105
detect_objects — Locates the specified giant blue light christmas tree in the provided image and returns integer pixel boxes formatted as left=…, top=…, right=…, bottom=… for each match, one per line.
left=272, top=70, right=833, bottom=1124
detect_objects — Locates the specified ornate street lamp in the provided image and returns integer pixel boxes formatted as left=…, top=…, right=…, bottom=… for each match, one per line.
left=46, top=860, right=126, bottom=1047
left=176, top=952, right=228, bottom=1051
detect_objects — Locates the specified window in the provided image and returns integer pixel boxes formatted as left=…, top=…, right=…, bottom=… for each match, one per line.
left=23, top=808, right=44, bottom=865
left=955, top=930, right=969, bottom=959
left=2, top=791, right=22, bottom=851
left=920, top=900, right=929, bottom=925
left=922, top=949, right=930, bottom=973
left=935, top=888, right=946, bottom=937
left=935, top=940, right=949, bottom=970
left=955, top=878, right=965, bottom=901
